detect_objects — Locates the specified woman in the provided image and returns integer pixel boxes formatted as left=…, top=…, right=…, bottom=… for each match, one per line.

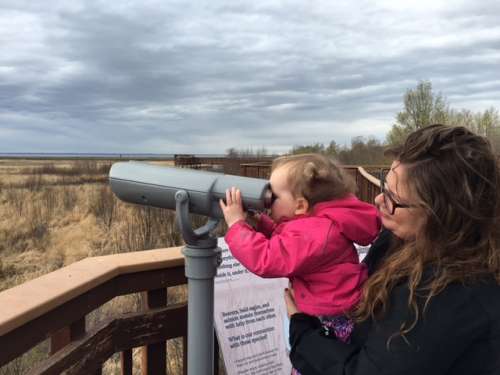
left=285, top=124, right=500, bottom=375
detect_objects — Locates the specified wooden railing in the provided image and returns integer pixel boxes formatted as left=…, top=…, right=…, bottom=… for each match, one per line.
left=0, top=163, right=382, bottom=374
left=356, top=166, right=383, bottom=205
left=174, top=155, right=274, bottom=175
left=240, top=162, right=273, bottom=179
left=0, top=248, right=222, bottom=375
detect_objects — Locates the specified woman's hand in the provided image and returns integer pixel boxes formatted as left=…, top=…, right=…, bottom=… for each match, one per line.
left=219, top=187, right=246, bottom=228
left=246, top=209, right=262, bottom=228
left=284, top=287, right=300, bottom=318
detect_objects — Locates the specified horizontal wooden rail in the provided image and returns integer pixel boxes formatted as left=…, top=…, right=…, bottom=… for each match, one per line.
left=31, top=303, right=188, bottom=374
left=356, top=166, right=383, bottom=204
left=0, top=247, right=184, bottom=337
left=358, top=166, right=381, bottom=188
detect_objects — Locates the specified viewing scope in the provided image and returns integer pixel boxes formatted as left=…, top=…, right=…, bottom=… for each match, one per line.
left=109, top=161, right=273, bottom=374
left=109, top=161, right=273, bottom=220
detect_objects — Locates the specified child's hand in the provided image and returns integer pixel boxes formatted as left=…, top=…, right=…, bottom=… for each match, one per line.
left=219, top=187, right=246, bottom=228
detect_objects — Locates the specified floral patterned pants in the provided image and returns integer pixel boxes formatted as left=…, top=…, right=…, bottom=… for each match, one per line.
left=291, top=315, right=354, bottom=375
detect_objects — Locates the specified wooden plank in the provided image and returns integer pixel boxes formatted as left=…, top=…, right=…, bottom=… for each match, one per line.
left=121, top=349, right=133, bottom=375
left=29, top=303, right=187, bottom=375
left=50, top=327, right=71, bottom=355
left=357, top=166, right=381, bottom=188
left=141, top=289, right=167, bottom=375
left=0, top=267, right=186, bottom=367
left=50, top=318, right=85, bottom=354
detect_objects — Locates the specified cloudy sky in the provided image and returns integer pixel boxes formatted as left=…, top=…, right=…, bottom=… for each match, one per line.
left=1, top=0, right=499, bottom=154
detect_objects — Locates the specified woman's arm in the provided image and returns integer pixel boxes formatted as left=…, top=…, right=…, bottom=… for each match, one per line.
left=255, top=213, right=276, bottom=237
left=362, top=228, right=393, bottom=275
left=289, top=314, right=382, bottom=375
left=288, top=283, right=487, bottom=375
left=285, top=287, right=378, bottom=375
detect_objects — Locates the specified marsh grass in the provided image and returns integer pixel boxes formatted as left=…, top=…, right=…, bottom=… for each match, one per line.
left=19, top=160, right=112, bottom=176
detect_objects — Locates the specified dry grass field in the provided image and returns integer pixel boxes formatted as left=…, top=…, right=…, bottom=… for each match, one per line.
left=0, top=159, right=177, bottom=290
left=0, top=158, right=220, bottom=374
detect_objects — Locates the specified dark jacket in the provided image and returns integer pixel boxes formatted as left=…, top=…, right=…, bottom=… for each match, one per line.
left=289, top=230, right=500, bottom=375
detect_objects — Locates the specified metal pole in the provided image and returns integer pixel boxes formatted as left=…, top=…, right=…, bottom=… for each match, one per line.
left=182, top=245, right=221, bottom=375
left=173, top=189, right=222, bottom=375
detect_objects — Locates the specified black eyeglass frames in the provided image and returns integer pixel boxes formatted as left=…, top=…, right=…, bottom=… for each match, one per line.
left=380, top=175, right=415, bottom=215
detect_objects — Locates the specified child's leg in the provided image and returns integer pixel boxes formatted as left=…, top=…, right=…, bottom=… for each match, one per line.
left=319, top=315, right=354, bottom=343
left=290, top=315, right=354, bottom=375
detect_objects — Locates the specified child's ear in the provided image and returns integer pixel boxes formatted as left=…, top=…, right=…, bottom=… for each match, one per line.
left=294, top=197, right=309, bottom=215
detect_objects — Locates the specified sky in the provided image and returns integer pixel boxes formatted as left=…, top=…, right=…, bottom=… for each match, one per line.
left=1, top=0, right=499, bottom=154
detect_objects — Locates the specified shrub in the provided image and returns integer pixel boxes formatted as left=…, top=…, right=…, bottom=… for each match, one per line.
left=88, top=186, right=117, bottom=229
left=61, top=186, right=78, bottom=212
left=24, top=174, right=43, bottom=192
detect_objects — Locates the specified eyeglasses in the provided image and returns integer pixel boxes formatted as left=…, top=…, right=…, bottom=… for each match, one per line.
left=380, top=178, right=416, bottom=215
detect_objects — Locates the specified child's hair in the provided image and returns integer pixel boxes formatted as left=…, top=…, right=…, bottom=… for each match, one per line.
left=271, top=153, right=355, bottom=207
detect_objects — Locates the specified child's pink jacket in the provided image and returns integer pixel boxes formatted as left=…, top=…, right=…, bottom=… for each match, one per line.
left=225, top=194, right=381, bottom=316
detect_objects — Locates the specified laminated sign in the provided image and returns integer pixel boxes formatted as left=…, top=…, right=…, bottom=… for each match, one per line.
left=214, top=238, right=292, bottom=375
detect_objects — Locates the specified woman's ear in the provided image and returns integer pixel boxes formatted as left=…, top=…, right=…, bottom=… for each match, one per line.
left=294, top=197, right=309, bottom=215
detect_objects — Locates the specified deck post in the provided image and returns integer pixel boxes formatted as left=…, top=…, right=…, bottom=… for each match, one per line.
left=141, top=288, right=167, bottom=375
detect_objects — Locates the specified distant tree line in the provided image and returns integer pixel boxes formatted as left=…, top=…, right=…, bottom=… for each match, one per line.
left=225, top=147, right=270, bottom=158
left=290, top=138, right=391, bottom=165
left=226, top=80, right=499, bottom=165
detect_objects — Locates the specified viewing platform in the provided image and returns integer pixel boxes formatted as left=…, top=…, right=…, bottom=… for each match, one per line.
left=0, top=162, right=382, bottom=374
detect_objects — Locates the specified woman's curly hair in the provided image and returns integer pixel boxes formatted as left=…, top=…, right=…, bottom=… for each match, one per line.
left=355, top=124, right=500, bottom=343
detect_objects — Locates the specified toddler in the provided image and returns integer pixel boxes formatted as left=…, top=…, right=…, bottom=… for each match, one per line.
left=219, top=153, right=381, bottom=344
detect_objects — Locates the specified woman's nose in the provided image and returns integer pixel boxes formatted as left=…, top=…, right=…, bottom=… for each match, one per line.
left=374, top=192, right=384, bottom=208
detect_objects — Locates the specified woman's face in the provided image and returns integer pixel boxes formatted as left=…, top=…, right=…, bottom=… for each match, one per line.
left=374, top=161, right=425, bottom=240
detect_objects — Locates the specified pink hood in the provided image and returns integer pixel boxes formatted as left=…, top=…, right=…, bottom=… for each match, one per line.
left=312, top=194, right=381, bottom=246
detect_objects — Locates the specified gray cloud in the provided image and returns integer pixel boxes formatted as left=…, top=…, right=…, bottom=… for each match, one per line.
left=1, top=0, right=499, bottom=153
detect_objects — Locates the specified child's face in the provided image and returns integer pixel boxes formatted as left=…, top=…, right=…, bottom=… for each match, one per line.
left=269, top=166, right=306, bottom=222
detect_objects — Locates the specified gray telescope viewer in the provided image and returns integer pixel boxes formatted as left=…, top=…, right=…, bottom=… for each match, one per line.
left=109, top=161, right=272, bottom=375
